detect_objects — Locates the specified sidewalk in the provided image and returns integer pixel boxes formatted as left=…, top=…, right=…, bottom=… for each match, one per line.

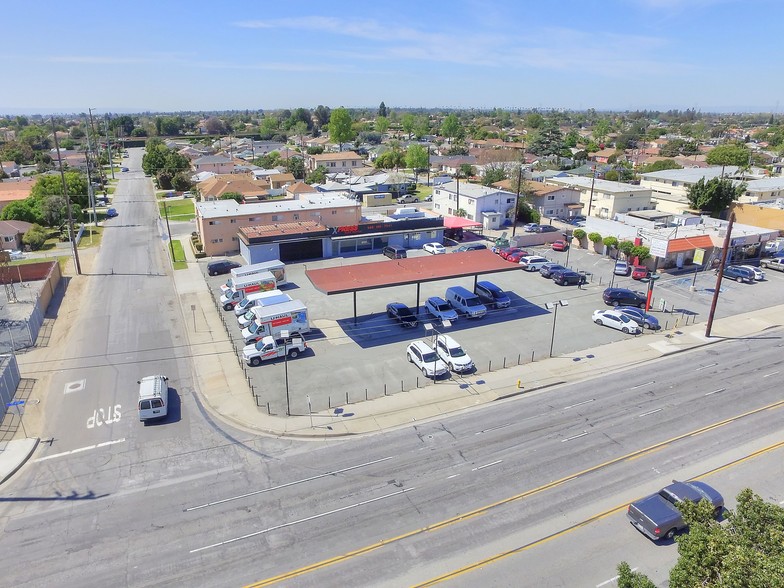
left=173, top=235, right=784, bottom=438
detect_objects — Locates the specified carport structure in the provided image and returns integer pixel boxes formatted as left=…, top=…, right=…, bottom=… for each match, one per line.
left=306, top=250, right=521, bottom=322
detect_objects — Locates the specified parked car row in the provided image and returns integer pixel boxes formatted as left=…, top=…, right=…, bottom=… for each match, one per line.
left=406, top=333, right=475, bottom=379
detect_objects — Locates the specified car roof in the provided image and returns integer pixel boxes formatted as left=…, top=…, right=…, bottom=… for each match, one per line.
left=436, top=333, right=461, bottom=347
left=476, top=280, right=501, bottom=290
left=409, top=340, right=433, bottom=352
left=427, top=296, right=448, bottom=304
left=388, top=301, right=410, bottom=309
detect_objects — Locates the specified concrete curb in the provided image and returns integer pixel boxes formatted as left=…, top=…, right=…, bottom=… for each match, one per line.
left=0, top=438, right=39, bottom=486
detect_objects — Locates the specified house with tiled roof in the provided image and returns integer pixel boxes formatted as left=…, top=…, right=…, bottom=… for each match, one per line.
left=0, top=219, right=33, bottom=251
left=521, top=181, right=583, bottom=220
left=0, top=178, right=34, bottom=212
left=306, top=151, right=365, bottom=173
left=0, top=161, right=20, bottom=177
left=267, top=173, right=296, bottom=190
left=590, top=147, right=620, bottom=164
left=197, top=175, right=271, bottom=201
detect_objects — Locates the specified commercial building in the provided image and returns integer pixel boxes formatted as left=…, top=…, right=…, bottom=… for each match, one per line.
left=546, top=176, right=653, bottom=219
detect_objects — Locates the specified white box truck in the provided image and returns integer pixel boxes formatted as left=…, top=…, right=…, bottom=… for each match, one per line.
left=220, top=271, right=277, bottom=310
left=236, top=291, right=293, bottom=327
left=234, top=288, right=285, bottom=316
left=241, top=299, right=309, bottom=344
left=220, top=260, right=286, bottom=294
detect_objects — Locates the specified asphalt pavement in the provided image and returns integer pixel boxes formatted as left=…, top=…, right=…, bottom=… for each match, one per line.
left=2, top=218, right=783, bottom=484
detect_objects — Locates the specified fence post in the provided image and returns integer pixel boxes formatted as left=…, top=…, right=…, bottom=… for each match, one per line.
left=531, top=350, right=535, bottom=363
left=488, top=360, right=492, bottom=372
left=503, top=357, right=506, bottom=369
left=345, top=391, right=349, bottom=405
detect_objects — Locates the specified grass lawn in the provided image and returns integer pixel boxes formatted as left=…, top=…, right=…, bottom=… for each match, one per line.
left=77, top=224, right=105, bottom=249
left=167, top=239, right=187, bottom=270
left=414, top=185, right=433, bottom=200
left=160, top=199, right=195, bottom=222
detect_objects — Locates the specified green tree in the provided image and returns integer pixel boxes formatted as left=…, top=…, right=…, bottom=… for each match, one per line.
left=1, top=199, right=39, bottom=224
left=219, top=192, right=243, bottom=203
left=459, top=163, right=474, bottom=178
left=593, top=119, right=611, bottom=143
left=413, top=116, right=430, bottom=139
left=22, top=224, right=50, bottom=250
left=616, top=562, right=656, bottom=588
left=588, top=232, right=602, bottom=243
left=253, top=151, right=281, bottom=169
left=631, top=245, right=650, bottom=262
left=31, top=172, right=89, bottom=208
left=482, top=164, right=508, bottom=186
left=328, top=108, right=355, bottom=150
left=374, top=149, right=405, bottom=170
left=305, top=165, right=327, bottom=184
left=258, top=116, right=280, bottom=140
left=705, top=144, right=752, bottom=168
left=528, top=119, right=565, bottom=156
left=524, top=112, right=544, bottom=129
left=401, top=113, right=416, bottom=139
left=313, top=105, right=331, bottom=127
left=40, top=195, right=70, bottom=227
left=618, top=240, right=635, bottom=257
left=285, top=157, right=304, bottom=179
left=441, top=114, right=462, bottom=141
left=378, top=101, right=388, bottom=118
left=405, top=144, right=429, bottom=183
left=18, top=125, right=51, bottom=150
left=640, top=159, right=682, bottom=173
left=687, top=177, right=745, bottom=217
left=109, top=115, right=135, bottom=136
left=375, top=116, right=389, bottom=134
left=171, top=172, right=193, bottom=192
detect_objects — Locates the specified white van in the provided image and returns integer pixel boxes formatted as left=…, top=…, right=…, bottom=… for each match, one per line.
left=138, top=375, right=169, bottom=423
left=445, top=286, right=487, bottom=318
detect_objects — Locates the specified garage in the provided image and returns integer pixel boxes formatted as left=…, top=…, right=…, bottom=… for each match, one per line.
left=278, top=238, right=324, bottom=262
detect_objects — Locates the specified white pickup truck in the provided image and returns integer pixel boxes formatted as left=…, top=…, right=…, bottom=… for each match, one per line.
left=243, top=336, right=307, bottom=366
left=760, top=257, right=784, bottom=272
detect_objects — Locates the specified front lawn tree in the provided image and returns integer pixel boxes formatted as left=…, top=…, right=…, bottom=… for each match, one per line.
left=441, top=114, right=462, bottom=142
left=405, top=144, right=429, bottom=183
left=705, top=143, right=752, bottom=169
left=328, top=108, right=355, bottom=150
left=401, top=113, right=416, bottom=139
left=687, top=177, right=745, bottom=217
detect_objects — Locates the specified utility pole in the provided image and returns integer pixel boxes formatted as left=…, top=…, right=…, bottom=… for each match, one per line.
left=51, top=117, right=82, bottom=275
left=512, top=153, right=523, bottom=237
left=88, top=109, right=107, bottom=187
left=163, top=202, right=175, bottom=261
left=705, top=213, right=736, bottom=337
left=104, top=115, right=115, bottom=180
left=586, top=164, right=597, bottom=218
left=455, top=173, right=460, bottom=216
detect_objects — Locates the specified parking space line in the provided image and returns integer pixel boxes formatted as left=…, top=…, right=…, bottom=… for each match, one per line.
left=35, top=438, right=125, bottom=462
left=596, top=568, right=638, bottom=587
left=472, top=460, right=502, bottom=471
left=561, top=432, right=588, bottom=442
left=638, top=408, right=662, bottom=417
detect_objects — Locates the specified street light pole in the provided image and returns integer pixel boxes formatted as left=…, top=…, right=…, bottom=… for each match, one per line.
left=512, top=156, right=523, bottom=237
left=545, top=300, right=568, bottom=357
left=586, top=165, right=597, bottom=218
left=281, top=329, right=291, bottom=415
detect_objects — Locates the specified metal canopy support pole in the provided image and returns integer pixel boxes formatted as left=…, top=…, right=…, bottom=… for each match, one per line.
left=353, top=291, right=357, bottom=326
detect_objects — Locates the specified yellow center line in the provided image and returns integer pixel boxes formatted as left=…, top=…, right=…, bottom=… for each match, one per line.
left=246, top=398, right=784, bottom=587
left=413, top=438, right=784, bottom=587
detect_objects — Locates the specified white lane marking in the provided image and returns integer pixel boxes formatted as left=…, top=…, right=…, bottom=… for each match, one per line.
left=184, top=455, right=395, bottom=511
left=629, top=381, right=654, bottom=390
left=64, top=379, right=86, bottom=394
left=34, top=438, right=126, bottom=462
left=475, top=423, right=514, bottom=435
left=763, top=371, right=780, bottom=378
left=564, top=399, right=595, bottom=409
left=695, top=363, right=718, bottom=371
left=596, top=568, right=638, bottom=587
left=472, top=460, right=503, bottom=472
left=639, top=408, right=663, bottom=417
left=190, top=487, right=416, bottom=553
left=446, top=474, right=460, bottom=479
left=705, top=388, right=726, bottom=396
left=562, top=432, right=588, bottom=442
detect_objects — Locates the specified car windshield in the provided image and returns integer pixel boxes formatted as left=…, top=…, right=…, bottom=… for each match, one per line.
left=249, top=322, right=260, bottom=333
left=466, top=298, right=483, bottom=307
left=448, top=345, right=466, bottom=357
left=225, top=279, right=234, bottom=288
left=421, top=351, right=438, bottom=363
left=244, top=310, right=254, bottom=320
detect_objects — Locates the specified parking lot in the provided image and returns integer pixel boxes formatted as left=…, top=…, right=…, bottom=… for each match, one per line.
left=204, top=241, right=784, bottom=416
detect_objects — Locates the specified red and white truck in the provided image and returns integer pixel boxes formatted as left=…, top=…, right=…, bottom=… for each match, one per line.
left=220, top=271, right=277, bottom=310
left=243, top=336, right=307, bottom=366
left=240, top=299, right=310, bottom=343
left=220, top=260, right=287, bottom=294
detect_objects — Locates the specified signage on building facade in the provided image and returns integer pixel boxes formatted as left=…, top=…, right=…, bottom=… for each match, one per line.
left=649, top=237, right=669, bottom=258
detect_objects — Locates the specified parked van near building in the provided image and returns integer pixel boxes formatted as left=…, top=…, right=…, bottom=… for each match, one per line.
left=445, top=286, right=487, bottom=318
left=382, top=245, right=407, bottom=259
left=137, top=375, right=169, bottom=423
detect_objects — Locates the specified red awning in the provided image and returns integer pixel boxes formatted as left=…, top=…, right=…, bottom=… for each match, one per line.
left=667, top=235, right=714, bottom=253
left=442, top=216, right=482, bottom=229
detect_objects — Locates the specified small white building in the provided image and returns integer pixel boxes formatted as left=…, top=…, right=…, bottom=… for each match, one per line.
left=545, top=176, right=653, bottom=219
left=432, top=181, right=517, bottom=230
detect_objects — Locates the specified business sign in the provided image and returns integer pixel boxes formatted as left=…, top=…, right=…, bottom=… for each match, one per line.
left=693, top=248, right=705, bottom=265
left=649, top=237, right=669, bottom=258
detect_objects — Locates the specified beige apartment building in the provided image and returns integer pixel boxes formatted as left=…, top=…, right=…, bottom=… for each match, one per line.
left=306, top=151, right=365, bottom=173
left=196, top=191, right=361, bottom=257
left=546, top=176, right=653, bottom=219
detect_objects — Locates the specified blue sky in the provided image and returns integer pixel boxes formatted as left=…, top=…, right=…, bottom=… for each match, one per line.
left=3, top=0, right=782, bottom=115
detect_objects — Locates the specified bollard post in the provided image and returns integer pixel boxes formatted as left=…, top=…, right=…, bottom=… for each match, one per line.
left=385, top=383, right=388, bottom=396
left=365, top=388, right=368, bottom=401
left=267, top=402, right=271, bottom=415
left=488, top=360, right=492, bottom=372
left=345, top=391, right=349, bottom=405
left=517, top=353, right=521, bottom=365
left=503, top=357, right=506, bottom=369
left=329, top=395, right=332, bottom=408
left=531, top=350, right=535, bottom=363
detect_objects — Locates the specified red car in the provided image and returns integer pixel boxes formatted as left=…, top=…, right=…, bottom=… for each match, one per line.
left=498, top=246, right=523, bottom=259
left=506, top=249, right=530, bottom=263
left=631, top=266, right=651, bottom=280
left=551, top=240, right=569, bottom=251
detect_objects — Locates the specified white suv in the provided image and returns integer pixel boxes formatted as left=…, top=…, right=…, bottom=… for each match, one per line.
left=518, top=255, right=550, bottom=271
left=406, top=340, right=449, bottom=379
left=435, top=334, right=474, bottom=373
left=425, top=296, right=458, bottom=323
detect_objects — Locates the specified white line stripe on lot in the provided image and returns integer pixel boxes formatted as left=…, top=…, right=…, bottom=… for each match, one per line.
left=638, top=408, right=663, bottom=417
left=695, top=362, right=718, bottom=371
left=564, top=399, right=595, bottom=409
left=472, top=460, right=503, bottom=471
left=763, top=371, right=780, bottom=378
left=705, top=388, right=726, bottom=396
left=562, top=432, right=588, bottom=442
left=190, top=487, right=416, bottom=553
left=34, top=438, right=126, bottom=462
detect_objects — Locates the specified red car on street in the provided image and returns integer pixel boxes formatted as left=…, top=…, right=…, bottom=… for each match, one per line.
left=631, top=265, right=651, bottom=280
left=506, top=249, right=531, bottom=263
left=551, top=240, right=569, bottom=251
